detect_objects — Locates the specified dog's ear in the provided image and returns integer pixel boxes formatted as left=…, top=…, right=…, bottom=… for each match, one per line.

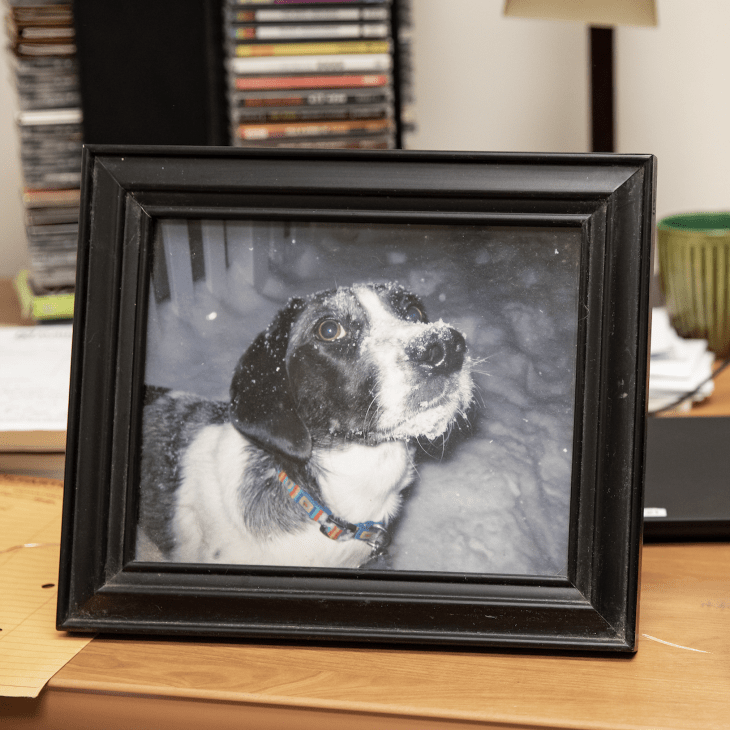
left=229, top=297, right=312, bottom=462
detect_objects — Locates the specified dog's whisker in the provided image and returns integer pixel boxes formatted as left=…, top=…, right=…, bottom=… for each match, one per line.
left=471, top=353, right=499, bottom=365
left=363, top=396, right=379, bottom=433
left=368, top=403, right=384, bottom=435
left=404, top=445, right=421, bottom=475
left=363, top=401, right=384, bottom=437
left=470, top=383, right=487, bottom=409
left=414, top=436, right=433, bottom=457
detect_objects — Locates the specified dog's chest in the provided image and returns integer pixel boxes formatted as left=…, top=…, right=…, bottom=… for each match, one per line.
left=169, top=424, right=413, bottom=567
left=311, top=441, right=414, bottom=523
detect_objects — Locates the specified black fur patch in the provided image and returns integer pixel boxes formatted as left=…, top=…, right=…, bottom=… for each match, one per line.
left=229, top=297, right=312, bottom=462
left=238, top=451, right=316, bottom=538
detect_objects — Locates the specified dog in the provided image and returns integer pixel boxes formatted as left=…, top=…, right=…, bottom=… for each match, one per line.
left=137, top=282, right=473, bottom=568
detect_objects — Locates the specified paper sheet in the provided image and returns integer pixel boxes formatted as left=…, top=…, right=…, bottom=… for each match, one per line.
left=649, top=307, right=715, bottom=411
left=0, top=475, right=94, bottom=697
left=0, top=325, right=73, bottom=433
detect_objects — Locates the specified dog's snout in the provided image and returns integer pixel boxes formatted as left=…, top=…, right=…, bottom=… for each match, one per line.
left=408, top=328, right=466, bottom=375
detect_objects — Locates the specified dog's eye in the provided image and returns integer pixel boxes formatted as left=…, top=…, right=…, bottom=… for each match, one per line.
left=404, top=305, right=424, bottom=323
left=316, top=319, right=346, bottom=341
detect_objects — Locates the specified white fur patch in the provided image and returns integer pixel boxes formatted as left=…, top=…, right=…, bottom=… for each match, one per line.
left=312, top=440, right=414, bottom=523
left=171, top=423, right=250, bottom=563
left=167, top=424, right=411, bottom=567
left=355, top=286, right=473, bottom=440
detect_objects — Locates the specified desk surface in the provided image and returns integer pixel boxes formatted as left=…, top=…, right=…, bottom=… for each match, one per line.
left=4, top=538, right=729, bottom=730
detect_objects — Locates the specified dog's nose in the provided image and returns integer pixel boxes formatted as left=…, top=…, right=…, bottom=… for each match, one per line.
left=407, top=328, right=466, bottom=375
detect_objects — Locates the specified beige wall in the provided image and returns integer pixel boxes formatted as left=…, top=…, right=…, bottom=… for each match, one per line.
left=1, top=0, right=729, bottom=278
left=617, top=0, right=730, bottom=220
left=409, top=0, right=589, bottom=153
left=0, top=47, right=28, bottom=277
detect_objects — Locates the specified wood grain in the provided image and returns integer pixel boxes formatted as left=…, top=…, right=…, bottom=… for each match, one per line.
left=0, top=477, right=93, bottom=698
left=42, top=543, right=730, bottom=730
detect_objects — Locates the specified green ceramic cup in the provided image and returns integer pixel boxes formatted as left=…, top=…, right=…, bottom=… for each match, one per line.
left=657, top=212, right=730, bottom=357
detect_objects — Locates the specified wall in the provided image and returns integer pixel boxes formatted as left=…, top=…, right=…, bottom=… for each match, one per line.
left=617, top=0, right=730, bottom=220
left=408, top=0, right=589, bottom=153
left=0, top=47, right=29, bottom=277
left=1, top=0, right=729, bottom=277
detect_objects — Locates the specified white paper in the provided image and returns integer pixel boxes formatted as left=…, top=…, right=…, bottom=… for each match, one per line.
left=0, top=325, right=73, bottom=432
left=649, top=307, right=714, bottom=407
left=649, top=307, right=676, bottom=358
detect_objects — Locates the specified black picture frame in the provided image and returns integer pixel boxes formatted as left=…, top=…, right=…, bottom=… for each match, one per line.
left=58, top=146, right=655, bottom=652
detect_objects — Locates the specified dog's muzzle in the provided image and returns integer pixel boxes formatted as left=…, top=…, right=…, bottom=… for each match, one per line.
left=406, top=327, right=466, bottom=375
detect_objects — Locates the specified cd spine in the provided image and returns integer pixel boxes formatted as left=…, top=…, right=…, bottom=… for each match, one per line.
left=222, top=0, right=402, bottom=150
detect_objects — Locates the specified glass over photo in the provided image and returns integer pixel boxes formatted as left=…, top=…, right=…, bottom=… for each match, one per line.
left=135, top=218, right=581, bottom=577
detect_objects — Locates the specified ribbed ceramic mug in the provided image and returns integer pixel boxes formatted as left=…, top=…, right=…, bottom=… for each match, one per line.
left=657, top=212, right=730, bottom=357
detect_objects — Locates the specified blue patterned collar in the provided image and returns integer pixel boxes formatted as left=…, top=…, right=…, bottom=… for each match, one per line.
left=276, top=469, right=389, bottom=553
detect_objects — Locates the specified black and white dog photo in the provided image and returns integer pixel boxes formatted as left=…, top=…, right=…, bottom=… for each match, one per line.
left=138, top=218, right=580, bottom=577
left=137, top=282, right=474, bottom=568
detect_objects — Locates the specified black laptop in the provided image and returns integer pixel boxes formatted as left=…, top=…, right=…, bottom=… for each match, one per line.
left=643, top=416, right=730, bottom=541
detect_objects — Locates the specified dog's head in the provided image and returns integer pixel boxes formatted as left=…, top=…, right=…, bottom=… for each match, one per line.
left=229, top=283, right=473, bottom=462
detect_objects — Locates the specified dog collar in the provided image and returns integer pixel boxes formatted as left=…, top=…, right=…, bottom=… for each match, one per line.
left=276, top=469, right=390, bottom=553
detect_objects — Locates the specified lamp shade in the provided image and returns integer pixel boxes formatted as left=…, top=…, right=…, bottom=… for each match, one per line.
left=503, top=0, right=657, bottom=27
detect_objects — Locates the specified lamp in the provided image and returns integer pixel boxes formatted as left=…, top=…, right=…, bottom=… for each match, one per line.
left=503, top=0, right=658, bottom=152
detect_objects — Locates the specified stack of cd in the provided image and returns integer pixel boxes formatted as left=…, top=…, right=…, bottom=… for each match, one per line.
left=223, top=0, right=400, bottom=149
left=6, top=0, right=81, bottom=290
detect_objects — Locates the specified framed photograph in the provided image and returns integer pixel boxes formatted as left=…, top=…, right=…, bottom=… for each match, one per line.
left=58, top=147, right=654, bottom=651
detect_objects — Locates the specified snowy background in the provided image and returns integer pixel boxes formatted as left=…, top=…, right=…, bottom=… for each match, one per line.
left=143, top=219, right=581, bottom=577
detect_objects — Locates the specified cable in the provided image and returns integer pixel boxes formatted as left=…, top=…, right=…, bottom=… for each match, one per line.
left=648, top=356, right=730, bottom=416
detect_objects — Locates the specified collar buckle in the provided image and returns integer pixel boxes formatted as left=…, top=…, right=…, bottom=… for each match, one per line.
left=358, top=523, right=390, bottom=554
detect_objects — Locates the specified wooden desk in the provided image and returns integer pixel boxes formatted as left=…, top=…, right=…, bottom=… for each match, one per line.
left=2, top=541, right=727, bottom=729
